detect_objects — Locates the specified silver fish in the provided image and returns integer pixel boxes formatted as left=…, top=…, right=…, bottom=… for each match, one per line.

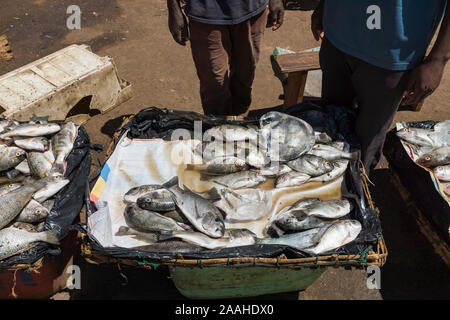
left=167, top=180, right=225, bottom=238
left=124, top=203, right=189, bottom=232
left=298, top=199, right=353, bottom=219
left=396, top=127, right=435, bottom=147
left=10, top=222, right=38, bottom=233
left=417, top=147, right=450, bottom=167
left=307, top=144, right=358, bottom=161
left=27, top=149, right=55, bottom=178
left=134, top=241, right=204, bottom=253
left=0, top=182, right=23, bottom=196
left=15, top=159, right=31, bottom=175
left=257, top=164, right=292, bottom=177
left=434, top=165, right=450, bottom=182
left=260, top=111, right=315, bottom=162
left=309, top=159, right=349, bottom=183
left=204, top=125, right=258, bottom=142
left=303, top=220, right=362, bottom=255
left=275, top=171, right=310, bottom=188
left=314, top=132, right=333, bottom=144
left=275, top=213, right=333, bottom=232
left=192, top=156, right=248, bottom=175
left=0, top=145, right=26, bottom=171
left=0, top=119, right=18, bottom=133
left=15, top=199, right=49, bottom=223
left=123, top=184, right=162, bottom=204
left=115, top=226, right=159, bottom=243
left=14, top=137, right=50, bottom=152
left=287, top=154, right=334, bottom=177
left=33, top=176, right=69, bottom=202
left=212, top=171, right=266, bottom=189
left=0, top=123, right=60, bottom=139
left=0, top=226, right=59, bottom=260
left=136, top=189, right=176, bottom=212
left=50, top=122, right=78, bottom=176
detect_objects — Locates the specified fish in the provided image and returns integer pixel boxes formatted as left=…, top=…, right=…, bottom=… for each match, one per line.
left=15, top=199, right=49, bottom=223
left=275, top=171, right=310, bottom=188
left=303, top=220, right=362, bottom=255
left=259, top=111, right=316, bottom=162
left=198, top=140, right=240, bottom=162
left=396, top=127, right=435, bottom=147
left=203, top=125, right=258, bottom=142
left=166, top=178, right=225, bottom=238
left=0, top=123, right=61, bottom=139
left=50, top=122, right=78, bottom=176
left=257, top=224, right=332, bottom=250
left=416, top=147, right=450, bottom=167
left=0, top=182, right=23, bottom=196
left=0, top=226, right=59, bottom=260
left=275, top=213, right=333, bottom=232
left=434, top=165, right=450, bottom=182
left=10, top=222, right=38, bottom=233
left=159, top=228, right=257, bottom=250
left=0, top=119, right=18, bottom=133
left=6, top=168, right=21, bottom=180
left=0, top=145, right=26, bottom=171
left=33, top=176, right=70, bottom=202
left=307, top=144, right=358, bottom=161
left=42, top=199, right=55, bottom=212
left=15, top=159, right=31, bottom=175
left=0, top=179, right=47, bottom=229
left=287, top=154, right=334, bottom=177
left=124, top=203, right=189, bottom=232
left=162, top=209, right=191, bottom=224
left=123, top=184, right=162, bottom=204
left=13, top=137, right=50, bottom=152
left=191, top=156, right=248, bottom=175
left=212, top=171, right=266, bottom=189
left=215, top=188, right=272, bottom=222
left=257, top=164, right=292, bottom=177
left=309, top=159, right=349, bottom=183
left=27, top=149, right=55, bottom=178
left=314, top=132, right=333, bottom=144
left=297, top=199, right=353, bottom=219
left=136, top=188, right=176, bottom=212
left=442, top=182, right=450, bottom=196
left=115, top=226, right=159, bottom=243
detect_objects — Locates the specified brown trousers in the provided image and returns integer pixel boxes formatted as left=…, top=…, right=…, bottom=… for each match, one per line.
left=189, top=9, right=268, bottom=116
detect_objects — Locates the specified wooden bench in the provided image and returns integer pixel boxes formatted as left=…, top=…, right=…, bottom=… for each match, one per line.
left=273, top=50, right=423, bottom=112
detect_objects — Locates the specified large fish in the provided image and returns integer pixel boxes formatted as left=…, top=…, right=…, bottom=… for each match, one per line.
left=297, top=199, right=353, bottom=219
left=287, top=154, right=334, bottom=177
left=307, top=144, right=358, bottom=161
left=159, top=228, right=257, bottom=250
left=123, top=184, right=162, bottom=204
left=15, top=199, right=49, bottom=223
left=275, top=213, right=333, bottom=232
left=50, top=122, right=78, bottom=176
left=115, top=226, right=159, bottom=243
left=0, top=123, right=60, bottom=139
left=166, top=178, right=225, bottom=238
left=0, top=182, right=22, bottom=196
left=275, top=171, right=310, bottom=188
left=256, top=164, right=292, bottom=177
left=303, top=220, right=362, bottom=255
left=136, top=188, right=176, bottom=212
left=0, top=226, right=59, bottom=260
left=0, top=145, right=26, bottom=171
left=212, top=171, right=266, bottom=189
left=33, top=176, right=70, bottom=202
left=434, top=165, right=450, bottom=182
left=203, top=125, right=258, bottom=142
left=191, top=156, right=248, bottom=175
left=27, top=149, right=55, bottom=178
left=309, top=160, right=349, bottom=183
left=124, top=203, right=189, bottom=232
left=0, top=179, right=47, bottom=229
left=416, top=147, right=450, bottom=167
left=14, top=137, right=50, bottom=152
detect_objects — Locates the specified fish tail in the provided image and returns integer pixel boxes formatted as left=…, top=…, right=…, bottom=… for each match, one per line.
left=42, top=230, right=60, bottom=245
left=50, top=160, right=66, bottom=176
left=162, top=176, right=179, bottom=189
left=158, top=230, right=175, bottom=241
left=346, top=151, right=359, bottom=161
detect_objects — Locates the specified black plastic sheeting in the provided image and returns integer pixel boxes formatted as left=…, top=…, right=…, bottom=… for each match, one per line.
left=0, top=125, right=91, bottom=268
left=85, top=104, right=382, bottom=260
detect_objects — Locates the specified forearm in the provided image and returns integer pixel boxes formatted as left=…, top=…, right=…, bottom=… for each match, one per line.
left=167, top=0, right=182, bottom=13
left=428, top=3, right=450, bottom=63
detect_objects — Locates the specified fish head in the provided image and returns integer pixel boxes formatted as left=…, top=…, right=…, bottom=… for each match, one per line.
left=136, top=196, right=151, bottom=209
left=201, top=212, right=225, bottom=238
left=321, top=158, right=334, bottom=171
left=417, top=153, right=437, bottom=167
left=433, top=166, right=447, bottom=180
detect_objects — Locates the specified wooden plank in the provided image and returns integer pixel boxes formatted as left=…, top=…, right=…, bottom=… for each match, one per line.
left=275, top=51, right=320, bottom=73
left=283, top=71, right=308, bottom=109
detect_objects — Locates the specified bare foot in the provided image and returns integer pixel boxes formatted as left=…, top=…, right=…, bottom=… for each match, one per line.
left=238, top=109, right=250, bottom=118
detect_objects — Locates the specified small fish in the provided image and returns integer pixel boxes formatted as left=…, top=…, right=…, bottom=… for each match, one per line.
left=123, top=184, right=162, bottom=204
left=0, top=226, right=59, bottom=261
left=33, top=176, right=69, bottom=203
left=136, top=189, right=176, bottom=212
left=27, top=149, right=55, bottom=178
left=434, top=165, right=450, bottom=182
left=212, top=171, right=266, bottom=189
left=396, top=127, right=435, bottom=147
left=309, top=160, right=349, bottom=183
left=303, top=220, right=362, bottom=255
left=287, top=154, right=334, bottom=177
left=15, top=199, right=49, bottom=223
left=191, top=156, right=248, bottom=175
left=0, top=145, right=26, bottom=171
left=50, top=122, right=78, bottom=176
left=275, top=213, right=333, bottom=232
left=298, top=199, right=353, bottom=219
left=14, top=137, right=50, bottom=152
left=275, top=171, right=310, bottom=188
left=417, top=147, right=450, bottom=167
left=0, top=123, right=60, bottom=139
left=307, top=144, right=358, bottom=161
left=115, top=226, right=159, bottom=243
left=124, top=203, right=189, bottom=232
left=0, top=182, right=23, bottom=196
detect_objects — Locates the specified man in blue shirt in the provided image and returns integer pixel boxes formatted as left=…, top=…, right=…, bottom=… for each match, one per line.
left=311, top=0, right=449, bottom=173
left=167, top=0, right=284, bottom=116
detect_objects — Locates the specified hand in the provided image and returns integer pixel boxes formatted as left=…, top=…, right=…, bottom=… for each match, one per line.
left=401, top=58, right=446, bottom=105
left=311, top=3, right=324, bottom=41
left=267, top=0, right=284, bottom=31
left=168, top=4, right=189, bottom=45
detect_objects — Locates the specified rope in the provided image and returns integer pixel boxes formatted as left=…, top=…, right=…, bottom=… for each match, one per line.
left=10, top=269, right=18, bottom=299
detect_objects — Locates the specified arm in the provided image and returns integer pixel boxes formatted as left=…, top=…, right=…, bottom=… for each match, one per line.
left=167, top=0, right=189, bottom=46
left=267, top=0, right=285, bottom=31
left=311, top=0, right=325, bottom=41
left=402, top=3, right=450, bottom=105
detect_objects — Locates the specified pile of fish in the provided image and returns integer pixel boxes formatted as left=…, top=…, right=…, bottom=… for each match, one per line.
left=396, top=120, right=450, bottom=196
left=116, top=112, right=363, bottom=255
left=0, top=119, right=78, bottom=261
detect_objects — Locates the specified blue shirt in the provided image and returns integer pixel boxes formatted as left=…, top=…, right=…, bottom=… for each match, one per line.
left=323, top=0, right=447, bottom=70
left=184, top=0, right=269, bottom=25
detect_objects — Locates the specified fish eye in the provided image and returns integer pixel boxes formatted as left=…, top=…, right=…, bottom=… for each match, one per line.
left=145, top=198, right=151, bottom=202
left=16, top=152, right=22, bottom=157
left=8, top=184, right=13, bottom=188
left=425, top=156, right=431, bottom=161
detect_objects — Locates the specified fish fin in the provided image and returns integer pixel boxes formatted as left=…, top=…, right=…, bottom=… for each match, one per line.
left=200, top=187, right=221, bottom=200
left=50, top=161, right=66, bottom=177
left=162, top=176, right=179, bottom=189
left=158, top=230, right=175, bottom=241
left=43, top=230, right=60, bottom=245
left=347, top=151, right=359, bottom=161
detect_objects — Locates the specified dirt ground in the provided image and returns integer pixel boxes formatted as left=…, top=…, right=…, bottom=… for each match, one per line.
left=1, top=0, right=449, bottom=300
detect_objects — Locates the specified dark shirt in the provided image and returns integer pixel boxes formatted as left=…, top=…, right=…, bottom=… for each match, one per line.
left=184, top=0, right=269, bottom=25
